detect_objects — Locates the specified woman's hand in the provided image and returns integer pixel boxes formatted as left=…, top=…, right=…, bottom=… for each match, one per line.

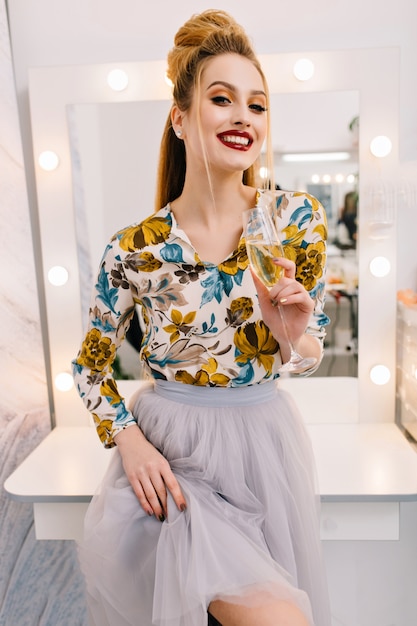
left=251, top=257, right=314, bottom=349
left=114, top=425, right=187, bottom=521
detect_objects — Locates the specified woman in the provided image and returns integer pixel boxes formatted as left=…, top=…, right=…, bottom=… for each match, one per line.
left=73, top=9, right=331, bottom=626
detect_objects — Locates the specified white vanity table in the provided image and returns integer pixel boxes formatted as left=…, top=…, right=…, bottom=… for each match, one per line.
left=5, top=377, right=417, bottom=543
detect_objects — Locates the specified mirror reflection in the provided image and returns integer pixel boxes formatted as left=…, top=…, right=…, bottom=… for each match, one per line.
left=67, top=91, right=359, bottom=380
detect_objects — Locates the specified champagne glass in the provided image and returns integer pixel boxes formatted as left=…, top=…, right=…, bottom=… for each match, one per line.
left=243, top=205, right=317, bottom=374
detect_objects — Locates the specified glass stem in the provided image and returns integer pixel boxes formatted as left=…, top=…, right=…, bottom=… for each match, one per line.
left=277, top=303, right=299, bottom=362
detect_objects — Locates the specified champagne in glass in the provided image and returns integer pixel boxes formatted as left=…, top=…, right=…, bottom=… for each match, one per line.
left=243, top=205, right=317, bottom=374
left=246, top=240, right=284, bottom=288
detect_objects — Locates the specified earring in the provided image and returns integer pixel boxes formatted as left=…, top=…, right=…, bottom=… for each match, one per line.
left=176, top=129, right=182, bottom=138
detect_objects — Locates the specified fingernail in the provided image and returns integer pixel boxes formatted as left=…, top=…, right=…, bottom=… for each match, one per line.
left=159, top=514, right=165, bottom=522
left=180, top=503, right=187, bottom=512
left=280, top=297, right=288, bottom=303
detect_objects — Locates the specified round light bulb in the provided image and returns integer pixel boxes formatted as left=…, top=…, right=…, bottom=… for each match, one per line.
left=322, top=174, right=331, bottom=184
left=54, top=372, right=74, bottom=392
left=293, top=58, right=315, bottom=81
left=369, top=256, right=391, bottom=277
left=370, top=365, right=391, bottom=386
left=370, top=135, right=392, bottom=158
left=311, top=174, right=320, bottom=184
left=48, top=265, right=69, bottom=286
left=38, top=151, right=59, bottom=171
left=107, top=68, right=129, bottom=91
left=259, top=166, right=268, bottom=180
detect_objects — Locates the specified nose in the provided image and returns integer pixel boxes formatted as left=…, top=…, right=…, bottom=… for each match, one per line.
left=232, top=102, right=250, bottom=127
left=233, top=118, right=250, bottom=128
left=233, top=115, right=250, bottom=128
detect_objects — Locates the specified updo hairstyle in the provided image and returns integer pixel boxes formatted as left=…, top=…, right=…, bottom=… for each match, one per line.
left=155, top=9, right=272, bottom=211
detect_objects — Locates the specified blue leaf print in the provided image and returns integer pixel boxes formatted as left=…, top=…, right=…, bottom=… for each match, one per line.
left=91, top=317, right=116, bottom=333
left=201, top=268, right=224, bottom=305
left=233, top=269, right=244, bottom=287
left=220, top=272, right=233, bottom=296
left=161, top=243, right=184, bottom=263
left=201, top=313, right=218, bottom=334
left=276, top=195, right=285, bottom=210
left=99, top=243, right=113, bottom=264
left=114, top=402, right=130, bottom=423
left=72, top=360, right=83, bottom=376
left=231, top=362, right=254, bottom=386
left=288, top=199, right=313, bottom=230
left=95, top=265, right=119, bottom=314
left=317, top=312, right=331, bottom=327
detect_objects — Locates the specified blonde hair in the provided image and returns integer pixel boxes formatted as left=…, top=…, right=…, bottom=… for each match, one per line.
left=155, top=9, right=274, bottom=211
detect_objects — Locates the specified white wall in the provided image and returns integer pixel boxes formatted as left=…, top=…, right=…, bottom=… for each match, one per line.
left=7, top=0, right=417, bottom=293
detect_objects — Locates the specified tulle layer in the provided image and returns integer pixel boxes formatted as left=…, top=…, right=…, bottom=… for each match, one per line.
left=78, top=381, right=331, bottom=626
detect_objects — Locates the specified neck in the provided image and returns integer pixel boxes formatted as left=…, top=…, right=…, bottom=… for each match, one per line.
left=173, top=174, right=258, bottom=229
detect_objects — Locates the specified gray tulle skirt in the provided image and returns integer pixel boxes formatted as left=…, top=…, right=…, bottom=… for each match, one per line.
left=78, top=380, right=331, bottom=626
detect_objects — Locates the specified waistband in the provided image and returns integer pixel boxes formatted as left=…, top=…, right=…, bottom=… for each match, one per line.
left=154, top=380, right=278, bottom=407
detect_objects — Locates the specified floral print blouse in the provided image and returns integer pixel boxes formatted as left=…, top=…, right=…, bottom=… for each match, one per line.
left=72, top=190, right=329, bottom=448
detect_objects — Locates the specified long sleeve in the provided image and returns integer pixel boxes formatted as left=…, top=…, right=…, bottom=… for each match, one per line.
left=72, top=236, right=139, bottom=448
left=273, top=190, right=329, bottom=346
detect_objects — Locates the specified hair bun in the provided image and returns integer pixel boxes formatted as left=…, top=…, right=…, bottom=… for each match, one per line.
left=166, top=10, right=243, bottom=87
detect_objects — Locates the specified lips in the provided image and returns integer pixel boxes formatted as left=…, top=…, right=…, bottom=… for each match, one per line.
left=218, top=131, right=253, bottom=150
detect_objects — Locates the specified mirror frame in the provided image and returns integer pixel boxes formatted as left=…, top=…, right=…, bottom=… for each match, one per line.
left=28, top=49, right=400, bottom=427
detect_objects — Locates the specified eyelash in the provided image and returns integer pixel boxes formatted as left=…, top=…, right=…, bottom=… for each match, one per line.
left=250, top=103, right=267, bottom=113
left=211, top=96, right=267, bottom=113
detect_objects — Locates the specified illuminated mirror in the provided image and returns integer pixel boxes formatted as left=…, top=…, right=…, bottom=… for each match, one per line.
left=67, top=91, right=359, bottom=379
left=28, top=49, right=399, bottom=426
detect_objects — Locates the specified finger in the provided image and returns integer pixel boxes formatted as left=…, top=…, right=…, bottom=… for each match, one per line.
left=140, top=476, right=167, bottom=521
left=163, top=471, right=187, bottom=513
left=130, top=479, right=155, bottom=517
left=272, top=257, right=296, bottom=279
left=150, top=474, right=169, bottom=519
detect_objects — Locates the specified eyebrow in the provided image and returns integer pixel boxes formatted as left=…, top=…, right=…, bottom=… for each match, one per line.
left=206, top=80, right=266, bottom=97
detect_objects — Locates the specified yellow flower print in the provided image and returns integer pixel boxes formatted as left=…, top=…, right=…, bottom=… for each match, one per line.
left=175, top=370, right=199, bottom=384
left=175, top=357, right=230, bottom=386
left=92, top=413, right=113, bottom=445
left=219, top=242, right=248, bottom=275
left=117, top=216, right=171, bottom=252
left=100, top=379, right=123, bottom=406
left=163, top=309, right=197, bottom=343
left=76, top=328, right=116, bottom=372
left=313, top=222, right=328, bottom=242
left=176, top=369, right=210, bottom=386
left=234, top=321, right=279, bottom=377
left=210, top=373, right=231, bottom=385
left=201, top=358, right=231, bottom=385
left=226, top=297, right=254, bottom=327
left=281, top=224, right=307, bottom=251
left=133, top=251, right=163, bottom=272
left=295, top=241, right=326, bottom=291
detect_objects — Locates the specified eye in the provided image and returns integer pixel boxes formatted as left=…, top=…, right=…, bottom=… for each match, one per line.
left=211, top=95, right=231, bottom=105
left=249, top=103, right=267, bottom=113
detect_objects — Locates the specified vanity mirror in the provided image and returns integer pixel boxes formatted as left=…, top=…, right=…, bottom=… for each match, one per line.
left=28, top=49, right=399, bottom=427
left=67, top=90, right=359, bottom=379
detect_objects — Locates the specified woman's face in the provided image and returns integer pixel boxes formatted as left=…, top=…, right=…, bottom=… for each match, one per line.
left=181, top=53, right=268, bottom=176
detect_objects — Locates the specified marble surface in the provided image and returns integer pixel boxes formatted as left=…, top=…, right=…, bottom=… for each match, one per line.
left=0, top=2, right=87, bottom=624
left=0, top=0, right=48, bottom=419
